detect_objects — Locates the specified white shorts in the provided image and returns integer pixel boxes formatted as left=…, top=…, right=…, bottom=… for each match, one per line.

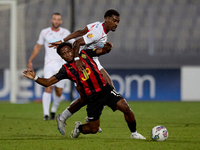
left=93, top=57, right=103, bottom=70
left=44, top=60, right=66, bottom=88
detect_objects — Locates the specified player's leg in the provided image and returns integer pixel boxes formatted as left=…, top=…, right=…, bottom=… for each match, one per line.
left=58, top=96, right=87, bottom=121
left=106, top=86, right=146, bottom=139
left=70, top=91, right=104, bottom=138
left=115, top=98, right=146, bottom=139
left=43, top=63, right=55, bottom=120
left=50, top=86, right=63, bottom=120
left=58, top=86, right=86, bottom=122
left=56, top=86, right=87, bottom=135
left=92, top=58, right=112, bottom=132
left=42, top=86, right=53, bottom=120
left=100, top=68, right=114, bottom=88
left=50, top=78, right=66, bottom=119
left=71, top=119, right=100, bottom=138
left=81, top=119, right=100, bottom=134
left=56, top=97, right=86, bottom=135
left=93, top=57, right=114, bottom=88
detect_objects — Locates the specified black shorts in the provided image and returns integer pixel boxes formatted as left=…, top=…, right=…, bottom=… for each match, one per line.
left=86, top=84, right=124, bottom=122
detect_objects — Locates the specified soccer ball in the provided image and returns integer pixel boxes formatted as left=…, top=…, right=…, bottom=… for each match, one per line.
left=151, top=125, right=168, bottom=141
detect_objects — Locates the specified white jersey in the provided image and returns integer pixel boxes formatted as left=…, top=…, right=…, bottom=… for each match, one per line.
left=37, top=27, right=74, bottom=65
left=81, top=21, right=108, bottom=51
left=37, top=27, right=74, bottom=87
left=80, top=22, right=108, bottom=70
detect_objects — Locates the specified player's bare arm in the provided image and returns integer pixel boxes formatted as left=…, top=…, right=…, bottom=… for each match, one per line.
left=63, top=26, right=88, bottom=43
left=28, top=44, right=43, bottom=70
left=73, top=37, right=87, bottom=71
left=49, top=26, right=88, bottom=48
left=23, top=70, right=59, bottom=87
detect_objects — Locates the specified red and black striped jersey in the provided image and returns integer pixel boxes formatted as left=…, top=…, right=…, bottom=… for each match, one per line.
left=54, top=49, right=106, bottom=96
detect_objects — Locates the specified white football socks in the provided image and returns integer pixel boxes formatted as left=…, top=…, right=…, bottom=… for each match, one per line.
left=42, top=92, right=51, bottom=116
left=60, top=108, right=72, bottom=122
left=51, top=93, right=62, bottom=113
left=131, top=131, right=137, bottom=135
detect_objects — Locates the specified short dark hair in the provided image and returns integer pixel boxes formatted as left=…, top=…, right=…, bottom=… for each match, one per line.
left=52, top=12, right=61, bottom=17
left=104, top=9, right=120, bottom=18
left=57, top=42, right=72, bottom=55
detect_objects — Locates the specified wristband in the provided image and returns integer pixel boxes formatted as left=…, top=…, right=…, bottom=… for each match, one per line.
left=33, top=75, right=38, bottom=81
left=74, top=57, right=80, bottom=61
left=61, top=39, right=65, bottom=42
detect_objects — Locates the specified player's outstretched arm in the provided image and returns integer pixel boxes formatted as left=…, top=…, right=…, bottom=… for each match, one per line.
left=63, top=27, right=88, bottom=43
left=96, top=42, right=113, bottom=55
left=49, top=26, right=88, bottom=49
left=48, top=40, right=62, bottom=48
left=28, top=44, right=43, bottom=70
left=23, top=70, right=59, bottom=87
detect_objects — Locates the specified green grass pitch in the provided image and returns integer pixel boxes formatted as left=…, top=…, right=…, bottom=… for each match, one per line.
left=0, top=101, right=200, bottom=150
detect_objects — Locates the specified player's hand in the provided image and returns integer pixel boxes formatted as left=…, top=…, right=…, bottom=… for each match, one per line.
left=48, top=40, right=62, bottom=48
left=23, top=70, right=36, bottom=80
left=28, top=61, right=33, bottom=71
left=104, top=42, right=113, bottom=50
left=75, top=60, right=86, bottom=71
left=102, top=42, right=113, bottom=53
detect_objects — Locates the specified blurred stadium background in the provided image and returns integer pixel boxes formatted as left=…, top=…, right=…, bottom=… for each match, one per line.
left=0, top=0, right=200, bottom=102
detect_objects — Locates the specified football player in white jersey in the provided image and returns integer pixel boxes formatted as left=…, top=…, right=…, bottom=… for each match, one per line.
left=50, top=9, right=120, bottom=135
left=28, top=13, right=74, bottom=120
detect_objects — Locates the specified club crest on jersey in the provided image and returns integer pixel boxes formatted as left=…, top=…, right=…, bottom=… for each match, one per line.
left=82, top=68, right=91, bottom=81
left=81, top=54, right=87, bottom=59
left=87, top=33, right=93, bottom=39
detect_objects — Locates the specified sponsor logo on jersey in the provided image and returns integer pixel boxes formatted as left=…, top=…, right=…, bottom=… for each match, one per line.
left=81, top=68, right=91, bottom=81
left=87, top=33, right=93, bottom=39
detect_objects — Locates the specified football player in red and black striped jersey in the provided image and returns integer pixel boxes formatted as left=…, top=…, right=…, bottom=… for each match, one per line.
left=23, top=42, right=146, bottom=139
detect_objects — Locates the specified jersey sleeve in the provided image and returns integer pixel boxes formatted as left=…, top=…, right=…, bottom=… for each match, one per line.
left=37, top=30, right=45, bottom=45
left=54, top=65, right=68, bottom=81
left=83, top=29, right=102, bottom=45
left=84, top=49, right=98, bottom=58
left=86, top=21, right=100, bottom=29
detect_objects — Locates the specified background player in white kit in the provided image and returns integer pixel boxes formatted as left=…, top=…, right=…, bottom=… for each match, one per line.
left=49, top=9, right=120, bottom=135
left=28, top=13, right=74, bottom=120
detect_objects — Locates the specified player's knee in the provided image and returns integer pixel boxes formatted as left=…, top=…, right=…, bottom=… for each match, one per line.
left=78, top=97, right=84, bottom=103
left=117, top=99, right=132, bottom=114
left=78, top=97, right=87, bottom=106
left=55, top=90, right=62, bottom=97
left=123, top=104, right=132, bottom=114
left=45, top=86, right=53, bottom=93
left=76, top=97, right=86, bottom=106
left=55, top=87, right=63, bottom=96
